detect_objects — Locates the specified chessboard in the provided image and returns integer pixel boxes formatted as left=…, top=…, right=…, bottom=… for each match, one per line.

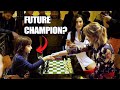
left=39, top=58, right=73, bottom=74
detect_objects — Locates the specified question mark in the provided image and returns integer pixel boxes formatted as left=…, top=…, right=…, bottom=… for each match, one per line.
left=63, top=26, right=67, bottom=34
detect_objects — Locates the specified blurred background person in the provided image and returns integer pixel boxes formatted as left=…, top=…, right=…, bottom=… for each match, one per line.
left=103, top=9, right=120, bottom=54
left=44, top=11, right=63, bottom=56
left=0, top=11, right=16, bottom=57
left=94, top=11, right=111, bottom=26
left=103, top=9, right=120, bottom=79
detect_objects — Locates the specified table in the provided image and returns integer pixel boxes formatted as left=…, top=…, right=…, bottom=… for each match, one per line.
left=38, top=57, right=74, bottom=79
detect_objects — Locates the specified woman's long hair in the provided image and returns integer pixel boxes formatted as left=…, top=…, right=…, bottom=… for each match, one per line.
left=71, top=14, right=85, bottom=42
left=83, top=22, right=108, bottom=47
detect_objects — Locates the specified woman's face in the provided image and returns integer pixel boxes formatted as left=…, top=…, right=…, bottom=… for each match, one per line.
left=86, top=35, right=95, bottom=44
left=24, top=45, right=32, bottom=53
left=75, top=17, right=83, bottom=31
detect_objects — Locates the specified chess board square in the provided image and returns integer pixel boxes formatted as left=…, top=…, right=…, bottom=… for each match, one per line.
left=56, top=68, right=61, bottom=70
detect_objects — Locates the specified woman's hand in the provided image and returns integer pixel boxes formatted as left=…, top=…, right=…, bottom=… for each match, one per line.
left=66, top=40, right=72, bottom=46
left=69, top=43, right=77, bottom=48
left=51, top=52, right=60, bottom=58
left=43, top=55, right=55, bottom=61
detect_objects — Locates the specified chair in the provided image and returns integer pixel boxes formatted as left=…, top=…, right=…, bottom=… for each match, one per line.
left=2, top=55, right=12, bottom=70
left=2, top=55, right=22, bottom=79
left=84, top=69, right=95, bottom=75
left=114, top=54, right=120, bottom=69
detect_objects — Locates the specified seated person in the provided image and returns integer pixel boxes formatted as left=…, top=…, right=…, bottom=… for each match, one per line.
left=7, top=35, right=55, bottom=79
left=65, top=14, right=96, bottom=70
left=52, top=22, right=115, bottom=79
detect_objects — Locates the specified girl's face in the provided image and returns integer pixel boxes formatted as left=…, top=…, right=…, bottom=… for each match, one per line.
left=24, top=45, right=32, bottom=53
left=75, top=17, right=83, bottom=31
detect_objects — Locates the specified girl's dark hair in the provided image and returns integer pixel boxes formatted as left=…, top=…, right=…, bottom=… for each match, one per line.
left=71, top=14, right=85, bottom=42
left=14, top=35, right=32, bottom=58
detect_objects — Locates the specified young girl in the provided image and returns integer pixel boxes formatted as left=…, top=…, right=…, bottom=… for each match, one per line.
left=7, top=35, right=54, bottom=78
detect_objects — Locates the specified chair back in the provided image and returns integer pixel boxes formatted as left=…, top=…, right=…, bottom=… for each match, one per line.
left=114, top=54, right=120, bottom=69
left=2, top=55, right=12, bottom=70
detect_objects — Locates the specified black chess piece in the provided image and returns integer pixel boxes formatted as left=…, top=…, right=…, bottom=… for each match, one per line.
left=45, top=61, right=49, bottom=73
left=40, top=62, right=45, bottom=75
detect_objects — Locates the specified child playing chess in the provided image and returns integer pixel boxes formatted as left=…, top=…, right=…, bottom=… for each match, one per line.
left=7, top=35, right=55, bottom=79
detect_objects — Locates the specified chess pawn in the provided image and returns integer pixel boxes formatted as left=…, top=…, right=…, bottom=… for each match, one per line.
left=40, top=62, right=45, bottom=74
left=45, top=61, right=49, bottom=73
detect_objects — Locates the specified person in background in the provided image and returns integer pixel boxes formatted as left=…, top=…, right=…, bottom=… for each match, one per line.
left=0, top=11, right=16, bottom=56
left=61, top=11, right=80, bottom=50
left=65, top=14, right=96, bottom=71
left=7, top=35, right=55, bottom=79
left=103, top=9, right=120, bottom=79
left=82, top=11, right=91, bottom=26
left=44, top=11, right=63, bottom=56
left=103, top=9, right=120, bottom=54
left=24, top=11, right=33, bottom=16
left=0, top=11, right=16, bottom=31
left=94, top=11, right=111, bottom=26
left=38, top=11, right=46, bottom=16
